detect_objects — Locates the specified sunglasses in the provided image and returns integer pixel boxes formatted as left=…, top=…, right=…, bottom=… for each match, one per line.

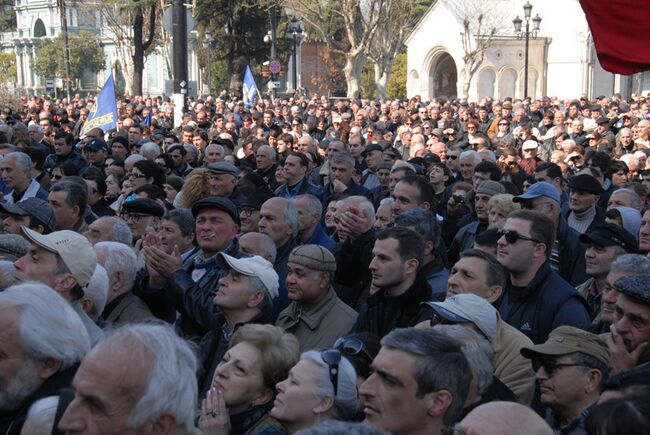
left=321, top=349, right=341, bottom=397
left=445, top=155, right=459, bottom=160
left=334, top=337, right=374, bottom=363
left=497, top=229, right=542, bottom=244
left=532, top=360, right=586, bottom=377
left=498, top=123, right=509, bottom=126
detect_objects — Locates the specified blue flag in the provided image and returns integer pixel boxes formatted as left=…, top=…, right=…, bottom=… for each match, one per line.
left=81, top=73, right=118, bottom=137
left=242, top=65, right=259, bottom=109
left=143, top=108, right=152, bottom=127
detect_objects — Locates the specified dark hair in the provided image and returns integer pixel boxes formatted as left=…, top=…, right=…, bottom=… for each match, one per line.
left=394, top=208, right=441, bottom=249
left=287, top=151, right=310, bottom=168
left=336, top=332, right=380, bottom=380
left=397, top=175, right=435, bottom=208
left=459, top=248, right=506, bottom=289
left=507, top=210, right=556, bottom=258
left=611, top=160, right=630, bottom=175
left=82, top=172, right=107, bottom=196
left=585, top=392, right=650, bottom=435
left=535, top=162, right=564, bottom=183
left=163, top=208, right=195, bottom=238
left=134, top=160, right=166, bottom=187
left=375, top=226, right=425, bottom=267
left=22, top=146, right=46, bottom=170
left=134, top=184, right=166, bottom=202
left=474, top=160, right=502, bottom=181
left=50, top=180, right=87, bottom=212
left=585, top=150, right=612, bottom=177
left=54, top=131, right=74, bottom=145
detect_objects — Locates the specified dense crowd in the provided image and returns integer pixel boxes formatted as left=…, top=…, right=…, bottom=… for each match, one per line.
left=0, top=90, right=649, bottom=435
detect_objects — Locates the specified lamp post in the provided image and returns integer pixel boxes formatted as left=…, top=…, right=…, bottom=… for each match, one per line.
left=513, top=2, right=541, bottom=99
left=203, top=31, right=212, bottom=96
left=286, top=16, right=304, bottom=92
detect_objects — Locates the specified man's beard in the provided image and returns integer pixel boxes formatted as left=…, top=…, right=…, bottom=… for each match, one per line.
left=0, top=358, right=43, bottom=411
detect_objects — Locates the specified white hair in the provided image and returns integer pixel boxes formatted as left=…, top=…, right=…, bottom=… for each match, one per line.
left=94, top=241, right=138, bottom=292
left=379, top=197, right=394, bottom=207
left=139, top=142, right=161, bottom=160
left=83, top=264, right=109, bottom=319
left=125, top=154, right=146, bottom=166
left=460, top=150, right=482, bottom=166
left=22, top=396, right=58, bottom=434
left=478, top=149, right=496, bottom=162
left=0, top=282, right=90, bottom=368
left=95, top=216, right=133, bottom=246
left=5, top=151, right=33, bottom=176
left=337, top=195, right=376, bottom=226
left=95, top=323, right=198, bottom=432
left=300, top=350, right=358, bottom=421
left=0, top=260, right=16, bottom=289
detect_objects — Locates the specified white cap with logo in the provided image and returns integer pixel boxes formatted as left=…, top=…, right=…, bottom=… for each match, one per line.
left=216, top=253, right=279, bottom=299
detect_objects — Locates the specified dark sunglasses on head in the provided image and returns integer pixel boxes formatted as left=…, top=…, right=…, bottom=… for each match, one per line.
left=497, top=228, right=542, bottom=244
left=321, top=349, right=341, bottom=397
left=532, top=359, right=586, bottom=377
left=334, top=337, right=373, bottom=363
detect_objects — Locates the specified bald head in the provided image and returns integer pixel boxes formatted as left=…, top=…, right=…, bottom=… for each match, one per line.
left=238, top=232, right=277, bottom=263
left=458, top=402, right=553, bottom=435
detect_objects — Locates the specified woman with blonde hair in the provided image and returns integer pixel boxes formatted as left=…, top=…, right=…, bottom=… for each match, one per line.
left=487, top=194, right=520, bottom=229
left=174, top=167, right=212, bottom=208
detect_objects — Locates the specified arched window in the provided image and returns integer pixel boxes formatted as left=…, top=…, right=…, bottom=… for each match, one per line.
left=33, top=19, right=46, bottom=38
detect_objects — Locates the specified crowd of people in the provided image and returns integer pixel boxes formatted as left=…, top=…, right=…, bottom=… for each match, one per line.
left=0, top=89, right=649, bottom=435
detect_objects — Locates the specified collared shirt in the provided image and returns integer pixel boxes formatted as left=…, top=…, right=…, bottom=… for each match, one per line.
left=545, top=402, right=595, bottom=435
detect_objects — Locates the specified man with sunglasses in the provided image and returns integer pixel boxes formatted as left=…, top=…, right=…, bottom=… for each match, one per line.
left=495, top=210, right=590, bottom=344
left=520, top=326, right=610, bottom=434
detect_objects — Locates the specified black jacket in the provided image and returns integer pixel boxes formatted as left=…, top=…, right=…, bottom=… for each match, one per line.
left=352, top=273, right=433, bottom=339
left=496, top=262, right=591, bottom=344
left=556, top=217, right=589, bottom=286
left=333, top=229, right=376, bottom=309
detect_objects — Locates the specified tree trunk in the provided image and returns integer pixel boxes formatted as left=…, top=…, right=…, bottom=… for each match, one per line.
left=460, top=67, right=471, bottom=99
left=344, top=52, right=365, bottom=98
left=374, top=60, right=392, bottom=100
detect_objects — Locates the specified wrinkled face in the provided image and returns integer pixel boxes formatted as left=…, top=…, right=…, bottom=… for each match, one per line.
left=569, top=189, right=599, bottom=213
left=614, top=293, right=650, bottom=358
left=360, top=348, right=430, bottom=435
left=195, top=208, right=238, bottom=256
left=286, top=262, right=326, bottom=302
left=600, top=271, right=624, bottom=324
left=535, top=354, right=594, bottom=412
left=447, top=256, right=494, bottom=300
left=607, top=191, right=633, bottom=210
left=459, top=157, right=475, bottom=181
left=258, top=199, right=292, bottom=245
left=474, top=193, right=492, bottom=220
left=208, top=172, right=236, bottom=197
left=487, top=205, right=508, bottom=229
left=239, top=207, right=260, bottom=234
left=330, top=162, right=353, bottom=186
left=365, top=150, right=383, bottom=171
left=159, top=219, right=192, bottom=255
left=48, top=190, right=79, bottom=231
left=212, top=342, right=268, bottom=413
left=84, top=218, right=115, bottom=246
left=0, top=157, right=29, bottom=190
left=368, top=237, right=406, bottom=291
left=639, top=211, right=650, bottom=253
left=105, top=175, right=120, bottom=198
left=58, top=346, right=149, bottom=435
left=270, top=359, right=324, bottom=426
left=0, top=309, right=44, bottom=412
left=374, top=204, right=392, bottom=230
left=214, top=270, right=254, bottom=310
left=256, top=150, right=274, bottom=171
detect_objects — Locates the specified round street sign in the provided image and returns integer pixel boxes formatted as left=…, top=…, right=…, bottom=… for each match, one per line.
left=269, top=59, right=282, bottom=74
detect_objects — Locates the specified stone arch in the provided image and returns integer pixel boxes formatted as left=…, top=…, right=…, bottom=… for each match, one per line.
left=33, top=19, right=46, bottom=38
left=498, top=67, right=518, bottom=100
left=518, top=67, right=539, bottom=99
left=477, top=67, right=497, bottom=99
left=422, top=47, right=457, bottom=100
left=408, top=70, right=420, bottom=96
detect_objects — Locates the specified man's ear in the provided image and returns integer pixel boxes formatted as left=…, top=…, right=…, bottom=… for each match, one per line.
left=146, top=412, right=177, bottom=435
left=404, top=258, right=419, bottom=275
left=36, top=357, right=62, bottom=380
left=426, top=389, right=453, bottom=419
left=486, top=285, right=503, bottom=304
left=313, top=395, right=335, bottom=415
left=53, top=273, right=79, bottom=299
left=80, top=298, right=95, bottom=317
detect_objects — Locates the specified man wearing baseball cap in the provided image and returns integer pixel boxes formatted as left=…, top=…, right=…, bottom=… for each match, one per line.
left=141, top=196, right=242, bottom=340
left=577, top=223, right=638, bottom=320
left=83, top=138, right=109, bottom=170
left=14, top=227, right=103, bottom=344
left=520, top=326, right=610, bottom=434
left=0, top=197, right=56, bottom=234
left=276, top=244, right=357, bottom=351
left=197, top=252, right=278, bottom=398
left=514, top=181, right=588, bottom=286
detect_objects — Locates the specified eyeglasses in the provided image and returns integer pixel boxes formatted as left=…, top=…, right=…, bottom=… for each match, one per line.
left=52, top=174, right=63, bottom=181
left=240, top=207, right=257, bottom=217
left=445, top=155, right=459, bottom=160
left=320, top=349, right=341, bottom=397
left=498, top=123, right=509, bottom=126
left=497, top=229, right=542, bottom=244
left=128, top=172, right=147, bottom=179
left=532, top=360, right=587, bottom=377
left=334, top=337, right=374, bottom=363
left=122, top=212, right=149, bottom=222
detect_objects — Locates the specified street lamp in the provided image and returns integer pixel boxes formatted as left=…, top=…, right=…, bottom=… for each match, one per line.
left=513, top=2, right=541, bottom=99
left=203, top=30, right=213, bottom=96
left=286, top=16, right=304, bottom=92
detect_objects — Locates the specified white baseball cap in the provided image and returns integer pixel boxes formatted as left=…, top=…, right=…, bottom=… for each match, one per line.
left=424, top=293, right=498, bottom=342
left=216, top=253, right=279, bottom=299
left=21, top=226, right=97, bottom=288
left=522, top=140, right=539, bottom=150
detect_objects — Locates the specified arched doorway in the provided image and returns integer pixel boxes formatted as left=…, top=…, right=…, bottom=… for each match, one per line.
left=33, top=19, right=46, bottom=38
left=478, top=68, right=496, bottom=99
left=429, top=52, right=457, bottom=100
left=498, top=68, right=518, bottom=100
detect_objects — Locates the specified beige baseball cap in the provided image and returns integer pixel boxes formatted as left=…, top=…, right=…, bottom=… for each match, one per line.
left=216, top=253, right=279, bottom=299
left=21, top=226, right=97, bottom=288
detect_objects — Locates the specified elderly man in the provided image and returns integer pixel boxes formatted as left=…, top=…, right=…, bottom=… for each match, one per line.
left=0, top=197, right=56, bottom=235
left=255, top=145, right=278, bottom=189
left=59, top=323, right=198, bottom=435
left=48, top=180, right=92, bottom=233
left=459, top=150, right=482, bottom=182
left=606, top=188, right=641, bottom=211
left=459, top=402, right=553, bottom=435
left=360, top=328, right=470, bottom=435
left=292, top=194, right=335, bottom=250
left=0, top=152, right=48, bottom=204
left=238, top=188, right=274, bottom=234
left=521, top=326, right=610, bottom=434
left=203, top=143, right=225, bottom=165
left=496, top=210, right=590, bottom=343
left=141, top=197, right=240, bottom=340
left=276, top=245, right=357, bottom=351
left=198, top=253, right=278, bottom=398
left=95, top=241, right=153, bottom=326
left=258, top=197, right=299, bottom=314
left=0, top=283, right=90, bottom=435
left=14, top=227, right=103, bottom=345
left=83, top=216, right=133, bottom=246
left=354, top=227, right=433, bottom=338
left=419, top=291, right=536, bottom=405
left=564, top=174, right=605, bottom=234
left=206, top=161, right=247, bottom=207
left=316, top=153, right=369, bottom=205
left=122, top=197, right=165, bottom=244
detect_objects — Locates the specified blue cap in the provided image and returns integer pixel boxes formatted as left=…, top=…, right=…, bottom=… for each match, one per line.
left=513, top=181, right=560, bottom=204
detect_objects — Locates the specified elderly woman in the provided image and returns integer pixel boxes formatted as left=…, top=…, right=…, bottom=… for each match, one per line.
left=270, top=350, right=358, bottom=434
left=487, top=194, right=520, bottom=229
left=199, top=324, right=300, bottom=435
